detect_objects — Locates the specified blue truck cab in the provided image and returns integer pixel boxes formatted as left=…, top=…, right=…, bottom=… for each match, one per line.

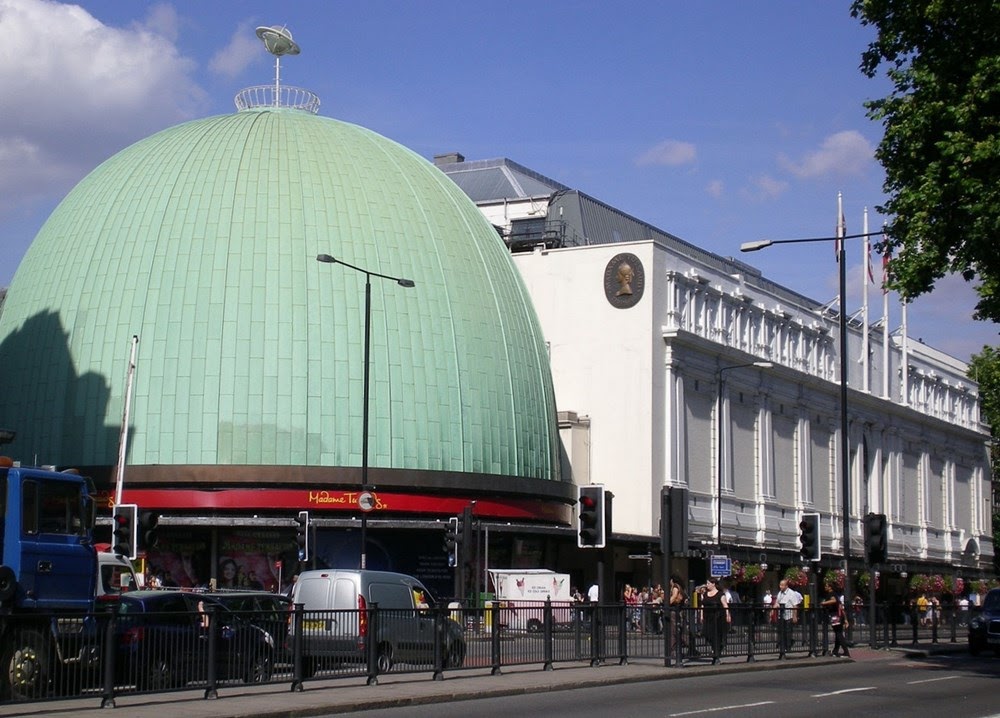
left=0, top=460, right=98, bottom=610
left=0, top=457, right=99, bottom=699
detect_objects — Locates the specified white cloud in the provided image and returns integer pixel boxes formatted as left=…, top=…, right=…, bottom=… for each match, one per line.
left=779, top=130, right=874, bottom=178
left=138, top=3, right=180, bottom=44
left=209, top=21, right=264, bottom=79
left=740, top=174, right=788, bottom=201
left=636, top=139, right=696, bottom=167
left=0, top=0, right=205, bottom=215
left=706, top=179, right=724, bottom=198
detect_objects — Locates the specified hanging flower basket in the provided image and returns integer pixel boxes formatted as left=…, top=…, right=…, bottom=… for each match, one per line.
left=783, top=566, right=808, bottom=588
left=908, top=574, right=929, bottom=594
left=856, top=570, right=879, bottom=593
left=822, top=569, right=845, bottom=592
left=940, top=575, right=964, bottom=595
left=909, top=574, right=946, bottom=594
left=732, top=561, right=765, bottom=585
left=970, top=579, right=998, bottom=595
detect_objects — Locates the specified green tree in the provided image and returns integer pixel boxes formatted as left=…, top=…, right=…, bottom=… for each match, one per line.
left=852, top=0, right=1000, bottom=324
left=968, top=347, right=1000, bottom=569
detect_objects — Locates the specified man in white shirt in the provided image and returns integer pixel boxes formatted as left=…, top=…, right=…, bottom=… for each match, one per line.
left=587, top=582, right=600, bottom=603
left=775, top=579, right=802, bottom=653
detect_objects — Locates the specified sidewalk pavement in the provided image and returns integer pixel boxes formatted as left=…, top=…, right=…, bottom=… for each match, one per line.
left=1, top=641, right=967, bottom=718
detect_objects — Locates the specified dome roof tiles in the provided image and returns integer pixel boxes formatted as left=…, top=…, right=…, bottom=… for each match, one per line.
left=0, top=108, right=559, bottom=482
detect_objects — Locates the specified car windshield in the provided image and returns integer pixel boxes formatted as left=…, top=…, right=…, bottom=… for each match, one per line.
left=983, top=590, right=1000, bottom=612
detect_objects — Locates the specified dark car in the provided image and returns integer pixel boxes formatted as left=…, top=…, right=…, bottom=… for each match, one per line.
left=116, top=590, right=279, bottom=690
left=968, top=588, right=1000, bottom=656
left=202, top=591, right=292, bottom=656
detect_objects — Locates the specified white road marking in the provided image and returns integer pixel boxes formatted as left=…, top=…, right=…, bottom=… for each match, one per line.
left=670, top=702, right=775, bottom=716
left=811, top=687, right=877, bottom=697
left=907, top=675, right=960, bottom=685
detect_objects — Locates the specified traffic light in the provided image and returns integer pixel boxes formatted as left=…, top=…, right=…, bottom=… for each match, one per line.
left=295, top=511, right=310, bottom=562
left=460, top=505, right=474, bottom=556
left=577, top=485, right=606, bottom=548
left=443, top=516, right=459, bottom=567
left=864, top=512, right=888, bottom=564
left=139, top=510, right=160, bottom=551
left=798, top=512, right=820, bottom=561
left=660, top=486, right=690, bottom=556
left=112, top=503, right=138, bottom=559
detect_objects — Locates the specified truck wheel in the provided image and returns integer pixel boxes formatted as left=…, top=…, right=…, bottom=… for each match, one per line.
left=3, top=630, right=47, bottom=700
left=0, top=566, right=16, bottom=603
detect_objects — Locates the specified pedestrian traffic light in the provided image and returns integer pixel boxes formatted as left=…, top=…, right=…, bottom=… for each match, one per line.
left=864, top=512, right=888, bottom=564
left=295, top=510, right=310, bottom=562
left=577, top=485, right=606, bottom=548
left=443, top=516, right=459, bottom=567
left=139, top=510, right=160, bottom=551
left=798, top=512, right=820, bottom=561
left=112, top=503, right=138, bottom=559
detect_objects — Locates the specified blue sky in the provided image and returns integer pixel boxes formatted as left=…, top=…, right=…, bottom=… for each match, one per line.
left=0, top=0, right=996, bottom=361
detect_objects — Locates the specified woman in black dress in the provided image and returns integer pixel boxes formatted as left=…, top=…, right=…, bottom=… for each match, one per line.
left=821, top=587, right=850, bottom=657
left=700, top=577, right=731, bottom=664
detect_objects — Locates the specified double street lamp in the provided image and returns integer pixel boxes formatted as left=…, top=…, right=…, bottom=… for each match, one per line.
left=716, top=361, right=773, bottom=549
left=316, top=253, right=415, bottom=570
left=741, top=230, right=880, bottom=617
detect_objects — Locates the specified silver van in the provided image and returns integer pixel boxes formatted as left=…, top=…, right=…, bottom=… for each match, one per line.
left=290, top=569, right=465, bottom=674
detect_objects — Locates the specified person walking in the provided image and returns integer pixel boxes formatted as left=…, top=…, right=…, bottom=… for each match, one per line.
left=667, top=575, right=688, bottom=658
left=821, top=587, right=850, bottom=657
left=699, top=577, right=730, bottom=664
left=774, top=579, right=802, bottom=654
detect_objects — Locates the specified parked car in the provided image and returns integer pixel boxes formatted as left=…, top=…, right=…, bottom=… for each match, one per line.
left=115, top=590, right=278, bottom=689
left=290, top=569, right=465, bottom=675
left=202, top=591, right=292, bottom=657
left=968, top=588, right=1000, bottom=656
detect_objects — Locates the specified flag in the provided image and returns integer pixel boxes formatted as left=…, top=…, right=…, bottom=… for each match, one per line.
left=863, top=208, right=874, bottom=283
left=882, top=246, right=891, bottom=294
left=836, top=192, right=845, bottom=259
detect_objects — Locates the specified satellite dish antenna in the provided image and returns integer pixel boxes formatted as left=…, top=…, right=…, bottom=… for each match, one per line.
left=255, top=25, right=301, bottom=107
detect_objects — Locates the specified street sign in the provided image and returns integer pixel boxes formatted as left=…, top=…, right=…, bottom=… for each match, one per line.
left=710, top=555, right=731, bottom=578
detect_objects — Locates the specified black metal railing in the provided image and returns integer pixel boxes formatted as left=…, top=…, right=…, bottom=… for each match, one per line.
left=0, top=598, right=974, bottom=706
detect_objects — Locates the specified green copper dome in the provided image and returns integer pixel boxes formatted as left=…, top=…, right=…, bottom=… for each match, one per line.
left=0, top=107, right=559, bottom=482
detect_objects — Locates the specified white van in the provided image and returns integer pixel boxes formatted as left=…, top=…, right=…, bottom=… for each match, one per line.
left=96, top=552, right=139, bottom=599
left=290, top=569, right=465, bottom=674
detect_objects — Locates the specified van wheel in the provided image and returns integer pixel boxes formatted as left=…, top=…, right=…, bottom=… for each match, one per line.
left=2, top=630, right=47, bottom=700
left=445, top=641, right=466, bottom=668
left=376, top=644, right=394, bottom=673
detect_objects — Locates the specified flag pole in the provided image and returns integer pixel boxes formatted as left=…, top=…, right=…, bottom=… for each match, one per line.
left=881, top=223, right=890, bottom=399
left=901, top=300, right=909, bottom=405
left=861, top=208, right=870, bottom=393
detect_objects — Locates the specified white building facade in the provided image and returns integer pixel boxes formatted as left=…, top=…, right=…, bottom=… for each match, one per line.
left=439, top=154, right=994, bottom=580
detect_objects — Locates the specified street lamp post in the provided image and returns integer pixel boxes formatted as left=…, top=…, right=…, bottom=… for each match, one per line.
left=316, top=253, right=415, bottom=570
left=741, top=230, right=880, bottom=617
left=716, top=361, right=773, bottom=550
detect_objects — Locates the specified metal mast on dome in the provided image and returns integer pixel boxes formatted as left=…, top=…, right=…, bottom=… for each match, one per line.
left=235, top=25, right=320, bottom=114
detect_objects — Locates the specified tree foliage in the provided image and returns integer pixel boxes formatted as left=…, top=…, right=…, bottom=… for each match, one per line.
left=851, top=0, right=1000, bottom=325
left=967, top=347, right=1000, bottom=566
